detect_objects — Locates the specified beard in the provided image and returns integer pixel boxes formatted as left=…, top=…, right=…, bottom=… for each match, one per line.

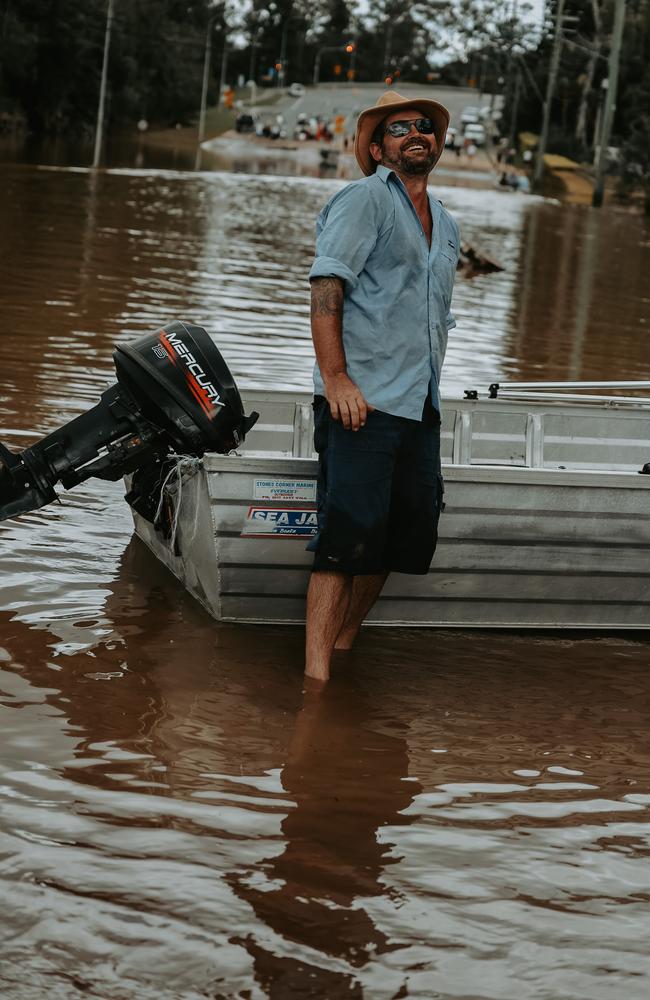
left=381, top=143, right=436, bottom=176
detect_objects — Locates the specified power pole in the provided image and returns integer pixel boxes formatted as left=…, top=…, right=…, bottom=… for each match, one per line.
left=218, top=38, right=229, bottom=102
left=508, top=67, right=522, bottom=147
left=197, top=17, right=214, bottom=147
left=313, top=45, right=341, bottom=86
left=92, top=0, right=115, bottom=169
left=592, top=0, right=626, bottom=207
left=533, top=0, right=566, bottom=190
left=348, top=24, right=359, bottom=82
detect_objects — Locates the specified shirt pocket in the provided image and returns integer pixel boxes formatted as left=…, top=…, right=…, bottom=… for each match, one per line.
left=434, top=249, right=457, bottom=308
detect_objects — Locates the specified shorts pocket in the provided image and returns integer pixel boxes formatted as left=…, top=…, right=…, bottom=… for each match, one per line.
left=312, top=396, right=330, bottom=456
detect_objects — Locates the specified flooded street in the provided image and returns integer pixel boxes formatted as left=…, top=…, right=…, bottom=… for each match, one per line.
left=2, top=161, right=650, bottom=998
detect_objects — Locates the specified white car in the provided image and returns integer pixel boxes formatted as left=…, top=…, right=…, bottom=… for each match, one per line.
left=460, top=106, right=480, bottom=125
left=288, top=82, right=306, bottom=98
left=464, top=123, right=486, bottom=145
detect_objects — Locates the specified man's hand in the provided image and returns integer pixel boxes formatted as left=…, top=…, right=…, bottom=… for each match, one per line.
left=324, top=372, right=374, bottom=431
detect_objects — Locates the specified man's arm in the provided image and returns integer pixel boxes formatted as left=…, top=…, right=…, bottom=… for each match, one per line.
left=310, top=277, right=373, bottom=432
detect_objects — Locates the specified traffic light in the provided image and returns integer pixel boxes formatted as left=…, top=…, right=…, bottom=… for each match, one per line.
left=345, top=43, right=355, bottom=53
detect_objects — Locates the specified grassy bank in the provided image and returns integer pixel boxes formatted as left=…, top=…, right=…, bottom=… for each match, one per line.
left=141, top=105, right=236, bottom=152
left=140, top=90, right=283, bottom=153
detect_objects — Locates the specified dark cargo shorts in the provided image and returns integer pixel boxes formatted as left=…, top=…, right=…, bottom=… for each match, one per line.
left=307, top=395, right=444, bottom=576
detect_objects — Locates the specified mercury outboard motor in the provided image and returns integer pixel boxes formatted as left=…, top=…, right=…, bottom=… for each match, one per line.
left=0, top=321, right=258, bottom=522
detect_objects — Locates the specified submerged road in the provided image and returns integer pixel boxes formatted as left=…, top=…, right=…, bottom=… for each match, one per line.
left=250, top=81, right=498, bottom=134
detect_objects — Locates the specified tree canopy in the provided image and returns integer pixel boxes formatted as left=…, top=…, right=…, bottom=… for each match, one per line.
left=0, top=0, right=223, bottom=133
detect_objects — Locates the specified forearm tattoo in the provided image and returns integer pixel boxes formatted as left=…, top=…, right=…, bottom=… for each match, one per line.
left=311, top=277, right=343, bottom=318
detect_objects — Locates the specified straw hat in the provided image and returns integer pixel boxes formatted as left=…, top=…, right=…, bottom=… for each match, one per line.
left=354, top=90, right=450, bottom=176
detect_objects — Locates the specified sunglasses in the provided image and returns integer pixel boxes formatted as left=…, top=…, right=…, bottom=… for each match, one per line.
left=382, top=117, right=435, bottom=139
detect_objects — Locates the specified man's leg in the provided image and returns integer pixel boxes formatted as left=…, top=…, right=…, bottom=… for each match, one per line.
left=305, top=403, right=400, bottom=679
left=334, top=572, right=389, bottom=650
left=385, top=399, right=442, bottom=575
left=305, top=570, right=352, bottom=681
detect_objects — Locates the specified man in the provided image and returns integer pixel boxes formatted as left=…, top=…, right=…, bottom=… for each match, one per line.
left=305, top=91, right=460, bottom=681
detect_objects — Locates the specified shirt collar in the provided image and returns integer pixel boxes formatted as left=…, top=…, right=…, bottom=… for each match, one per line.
left=375, top=163, right=434, bottom=196
left=374, top=162, right=441, bottom=218
left=374, top=164, right=393, bottom=184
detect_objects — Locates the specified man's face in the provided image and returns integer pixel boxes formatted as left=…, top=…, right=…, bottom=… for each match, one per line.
left=370, top=110, right=437, bottom=176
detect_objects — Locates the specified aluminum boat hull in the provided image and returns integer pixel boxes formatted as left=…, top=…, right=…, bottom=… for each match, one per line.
left=130, top=389, right=650, bottom=629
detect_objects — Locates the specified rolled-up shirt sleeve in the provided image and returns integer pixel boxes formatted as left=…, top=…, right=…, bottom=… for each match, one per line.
left=446, top=217, right=460, bottom=331
left=309, top=184, right=381, bottom=291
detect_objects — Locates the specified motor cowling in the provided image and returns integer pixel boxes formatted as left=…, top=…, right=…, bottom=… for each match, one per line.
left=0, top=321, right=258, bottom=522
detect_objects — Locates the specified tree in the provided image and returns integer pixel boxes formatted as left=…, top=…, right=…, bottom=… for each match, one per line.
left=0, top=0, right=108, bottom=132
left=573, top=0, right=606, bottom=148
left=0, top=0, right=225, bottom=134
left=619, top=112, right=650, bottom=212
left=617, top=0, right=650, bottom=211
left=354, top=0, right=439, bottom=83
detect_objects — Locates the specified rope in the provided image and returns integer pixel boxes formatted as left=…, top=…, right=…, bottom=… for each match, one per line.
left=154, top=455, right=201, bottom=551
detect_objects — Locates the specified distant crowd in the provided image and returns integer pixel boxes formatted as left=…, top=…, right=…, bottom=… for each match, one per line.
left=235, top=111, right=337, bottom=143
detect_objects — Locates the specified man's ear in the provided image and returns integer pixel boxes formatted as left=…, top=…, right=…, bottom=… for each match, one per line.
left=369, top=142, right=382, bottom=164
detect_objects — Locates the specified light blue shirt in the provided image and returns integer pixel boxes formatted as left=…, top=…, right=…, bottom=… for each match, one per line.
left=309, top=164, right=459, bottom=420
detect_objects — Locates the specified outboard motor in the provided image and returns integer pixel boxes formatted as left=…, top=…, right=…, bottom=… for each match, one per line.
left=0, top=321, right=258, bottom=522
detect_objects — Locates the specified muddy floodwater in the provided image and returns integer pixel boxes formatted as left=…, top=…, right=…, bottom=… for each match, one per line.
left=1, top=162, right=650, bottom=999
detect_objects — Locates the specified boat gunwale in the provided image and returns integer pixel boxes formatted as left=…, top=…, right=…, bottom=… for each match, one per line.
left=241, top=387, right=650, bottom=413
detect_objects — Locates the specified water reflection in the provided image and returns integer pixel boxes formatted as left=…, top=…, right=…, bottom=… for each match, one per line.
left=3, top=535, right=650, bottom=995
left=511, top=202, right=650, bottom=382
left=232, top=678, right=416, bottom=996
left=0, top=540, right=418, bottom=995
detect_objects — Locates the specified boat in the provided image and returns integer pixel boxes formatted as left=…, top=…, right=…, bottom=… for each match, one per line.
left=0, top=322, right=646, bottom=631
left=130, top=380, right=650, bottom=629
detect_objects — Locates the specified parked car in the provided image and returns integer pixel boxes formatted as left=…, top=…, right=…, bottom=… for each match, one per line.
left=288, top=82, right=306, bottom=98
left=464, top=123, right=486, bottom=146
left=460, top=106, right=480, bottom=125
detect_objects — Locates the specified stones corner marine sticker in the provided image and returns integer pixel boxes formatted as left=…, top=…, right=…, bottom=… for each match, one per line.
left=242, top=506, right=318, bottom=538
left=253, top=478, right=317, bottom=502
